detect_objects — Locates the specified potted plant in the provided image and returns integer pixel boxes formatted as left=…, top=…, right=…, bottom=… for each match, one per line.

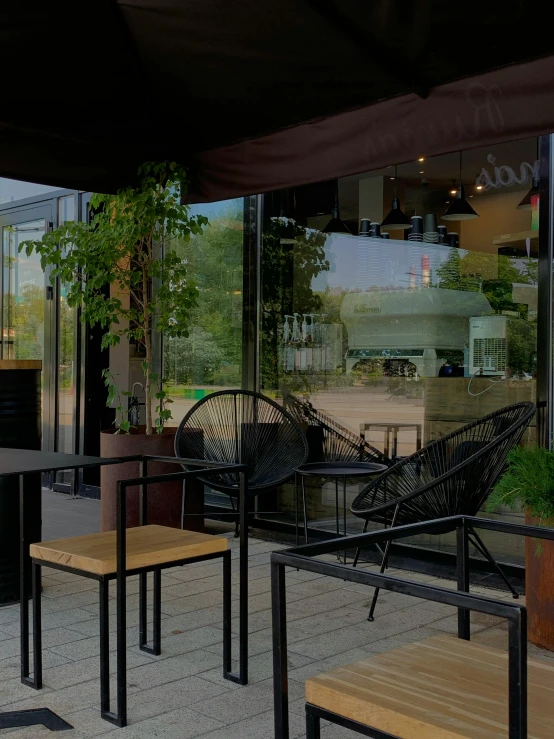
left=487, top=445, right=554, bottom=650
left=21, top=161, right=208, bottom=530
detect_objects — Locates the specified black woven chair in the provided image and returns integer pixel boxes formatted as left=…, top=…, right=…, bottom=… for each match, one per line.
left=284, top=395, right=391, bottom=466
left=350, top=401, right=536, bottom=621
left=175, top=390, right=309, bottom=534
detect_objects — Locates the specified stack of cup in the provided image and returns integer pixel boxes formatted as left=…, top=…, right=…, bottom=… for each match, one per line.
left=369, top=222, right=381, bottom=238
left=381, top=232, right=390, bottom=239
left=423, top=214, right=439, bottom=243
left=447, top=232, right=460, bottom=248
left=359, top=219, right=371, bottom=237
left=437, top=225, right=448, bottom=244
left=408, top=216, right=423, bottom=242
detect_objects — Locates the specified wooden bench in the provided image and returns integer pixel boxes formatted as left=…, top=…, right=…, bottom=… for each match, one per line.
left=305, top=634, right=554, bottom=738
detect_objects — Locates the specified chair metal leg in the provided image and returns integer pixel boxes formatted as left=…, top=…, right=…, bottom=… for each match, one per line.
left=306, top=708, right=321, bottom=739
left=368, top=505, right=400, bottom=622
left=223, top=483, right=248, bottom=685
left=23, top=562, right=42, bottom=690
left=139, top=571, right=162, bottom=656
left=352, top=519, right=369, bottom=568
left=295, top=472, right=299, bottom=547
left=99, top=579, right=110, bottom=719
left=32, top=563, right=42, bottom=689
left=302, top=477, right=308, bottom=544
left=223, top=550, right=232, bottom=678
left=469, top=528, right=519, bottom=599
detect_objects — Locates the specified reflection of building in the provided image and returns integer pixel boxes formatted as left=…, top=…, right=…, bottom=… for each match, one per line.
left=341, top=288, right=492, bottom=377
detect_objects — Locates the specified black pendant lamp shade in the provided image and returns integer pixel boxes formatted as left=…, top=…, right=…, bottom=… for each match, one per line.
left=516, top=176, right=539, bottom=210
left=442, top=152, right=479, bottom=221
left=517, top=141, right=540, bottom=210
left=324, top=182, right=351, bottom=234
left=381, top=166, right=411, bottom=230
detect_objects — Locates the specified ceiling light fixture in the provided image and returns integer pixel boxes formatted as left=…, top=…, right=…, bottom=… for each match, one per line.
left=381, top=164, right=411, bottom=230
left=323, top=181, right=351, bottom=234
left=442, top=152, right=480, bottom=221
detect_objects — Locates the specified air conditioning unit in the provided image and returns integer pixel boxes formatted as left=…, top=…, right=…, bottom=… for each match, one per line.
left=469, top=316, right=508, bottom=377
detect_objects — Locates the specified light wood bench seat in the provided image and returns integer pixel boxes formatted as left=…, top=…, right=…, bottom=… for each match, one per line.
left=30, top=524, right=227, bottom=575
left=306, top=634, right=554, bottom=738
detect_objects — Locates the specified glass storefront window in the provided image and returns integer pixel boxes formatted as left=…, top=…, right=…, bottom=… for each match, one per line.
left=163, top=199, right=244, bottom=424
left=260, top=138, right=539, bottom=564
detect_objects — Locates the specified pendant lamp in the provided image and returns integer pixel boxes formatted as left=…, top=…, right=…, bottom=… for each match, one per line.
left=381, top=165, right=411, bottom=230
left=517, top=142, right=540, bottom=210
left=442, top=152, right=479, bottom=221
left=323, top=181, right=351, bottom=234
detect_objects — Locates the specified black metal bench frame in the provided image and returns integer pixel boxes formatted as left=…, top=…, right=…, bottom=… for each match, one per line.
left=271, top=515, right=554, bottom=739
left=23, top=456, right=249, bottom=728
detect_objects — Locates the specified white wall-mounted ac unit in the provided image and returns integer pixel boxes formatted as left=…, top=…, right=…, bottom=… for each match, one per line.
left=469, top=316, right=508, bottom=377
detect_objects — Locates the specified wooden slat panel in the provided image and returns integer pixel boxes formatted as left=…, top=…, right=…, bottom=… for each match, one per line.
left=30, top=525, right=227, bottom=575
left=306, top=635, right=554, bottom=738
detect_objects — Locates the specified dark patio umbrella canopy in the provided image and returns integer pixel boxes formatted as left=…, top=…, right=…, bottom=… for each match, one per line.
left=1, top=1, right=554, bottom=200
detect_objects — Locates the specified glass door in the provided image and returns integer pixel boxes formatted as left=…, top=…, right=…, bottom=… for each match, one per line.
left=0, top=204, right=55, bottom=450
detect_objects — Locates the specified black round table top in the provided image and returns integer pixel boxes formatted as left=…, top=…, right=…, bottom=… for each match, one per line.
left=295, top=461, right=388, bottom=478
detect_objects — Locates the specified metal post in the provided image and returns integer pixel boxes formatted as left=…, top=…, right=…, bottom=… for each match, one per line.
left=508, top=609, right=527, bottom=738
left=223, top=549, right=232, bottom=677
left=306, top=710, right=321, bottom=739
left=31, top=563, right=42, bottom=689
left=115, top=480, right=127, bottom=727
left=152, top=569, right=161, bottom=656
left=139, top=459, right=148, bottom=650
left=19, top=474, right=29, bottom=683
left=456, top=518, right=470, bottom=640
left=294, top=472, right=299, bottom=547
left=239, top=470, right=248, bottom=685
left=272, top=561, right=289, bottom=739
left=335, top=479, right=339, bottom=561
left=99, top=578, right=110, bottom=717
left=343, top=476, right=347, bottom=564
left=302, top=477, right=308, bottom=544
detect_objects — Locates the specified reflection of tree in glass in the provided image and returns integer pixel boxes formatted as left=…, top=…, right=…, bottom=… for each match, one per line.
left=9, top=283, right=44, bottom=359
left=164, top=327, right=224, bottom=385
left=166, top=204, right=243, bottom=387
left=436, top=250, right=537, bottom=374
left=261, top=218, right=329, bottom=391
left=59, top=292, right=74, bottom=389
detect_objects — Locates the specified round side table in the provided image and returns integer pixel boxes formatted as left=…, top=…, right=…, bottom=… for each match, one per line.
left=294, top=461, right=387, bottom=562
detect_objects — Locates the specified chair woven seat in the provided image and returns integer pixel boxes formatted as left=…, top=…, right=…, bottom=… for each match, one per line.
left=175, top=390, right=308, bottom=495
left=351, top=402, right=535, bottom=527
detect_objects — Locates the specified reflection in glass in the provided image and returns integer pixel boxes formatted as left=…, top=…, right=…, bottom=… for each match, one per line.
left=163, top=199, right=244, bottom=424
left=260, top=138, right=539, bottom=564
left=3, top=220, right=46, bottom=360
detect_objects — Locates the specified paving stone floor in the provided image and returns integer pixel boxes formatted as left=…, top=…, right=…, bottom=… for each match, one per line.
left=0, top=492, right=552, bottom=738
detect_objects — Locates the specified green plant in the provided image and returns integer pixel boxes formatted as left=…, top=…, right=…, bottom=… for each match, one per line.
left=21, top=161, right=208, bottom=434
left=487, top=445, right=554, bottom=524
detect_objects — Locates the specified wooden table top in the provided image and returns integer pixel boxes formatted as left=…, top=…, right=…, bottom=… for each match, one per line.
left=306, top=634, right=554, bottom=738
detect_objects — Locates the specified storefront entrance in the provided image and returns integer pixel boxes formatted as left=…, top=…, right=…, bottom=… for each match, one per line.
left=0, top=196, right=80, bottom=477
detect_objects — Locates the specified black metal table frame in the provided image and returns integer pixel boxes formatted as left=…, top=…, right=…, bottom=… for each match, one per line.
left=271, top=514, right=554, bottom=739
left=15, top=454, right=249, bottom=730
left=294, top=463, right=387, bottom=563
